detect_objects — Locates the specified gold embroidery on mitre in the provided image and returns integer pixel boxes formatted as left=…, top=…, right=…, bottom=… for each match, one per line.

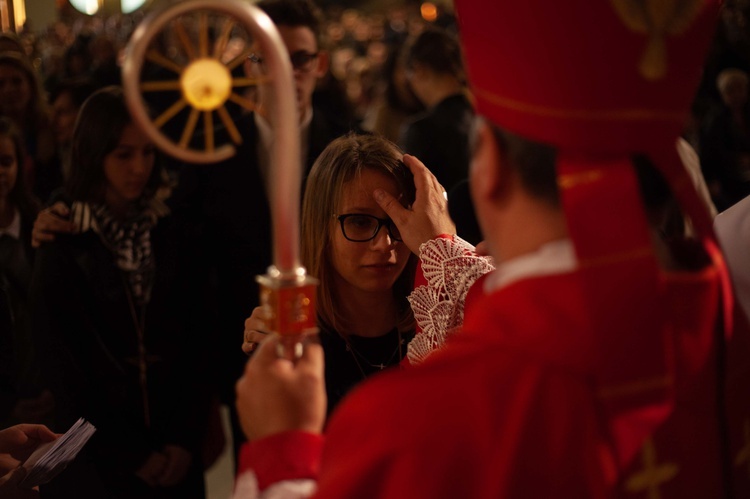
left=558, top=169, right=605, bottom=190
left=610, top=0, right=704, bottom=80
left=578, top=246, right=655, bottom=270
left=474, top=87, right=685, bottom=122
left=625, top=439, right=679, bottom=498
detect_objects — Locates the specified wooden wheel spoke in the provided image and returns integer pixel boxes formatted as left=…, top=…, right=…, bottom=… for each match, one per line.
left=179, top=108, right=201, bottom=148
left=226, top=48, right=253, bottom=71
left=228, top=92, right=258, bottom=113
left=199, top=13, right=209, bottom=58
left=146, top=49, right=183, bottom=74
left=154, top=98, right=188, bottom=128
left=214, top=19, right=236, bottom=59
left=204, top=111, right=214, bottom=152
left=174, top=18, right=196, bottom=61
left=217, top=105, right=242, bottom=145
left=141, top=80, right=182, bottom=92
left=232, top=76, right=265, bottom=87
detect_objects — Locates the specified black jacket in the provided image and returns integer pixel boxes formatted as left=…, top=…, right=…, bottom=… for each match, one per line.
left=0, top=206, right=44, bottom=425
left=400, top=93, right=475, bottom=192
left=30, top=214, right=210, bottom=498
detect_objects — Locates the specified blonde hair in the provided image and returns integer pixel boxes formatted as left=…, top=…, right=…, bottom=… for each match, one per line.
left=301, top=133, right=417, bottom=335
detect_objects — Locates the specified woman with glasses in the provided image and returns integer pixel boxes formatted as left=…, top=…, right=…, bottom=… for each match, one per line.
left=244, top=133, right=417, bottom=414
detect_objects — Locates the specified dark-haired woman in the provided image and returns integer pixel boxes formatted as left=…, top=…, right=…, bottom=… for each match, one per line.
left=362, top=42, right=424, bottom=143
left=30, top=87, right=210, bottom=498
left=399, top=27, right=474, bottom=193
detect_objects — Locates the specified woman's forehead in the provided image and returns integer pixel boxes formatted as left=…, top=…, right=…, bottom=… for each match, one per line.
left=336, top=170, right=403, bottom=213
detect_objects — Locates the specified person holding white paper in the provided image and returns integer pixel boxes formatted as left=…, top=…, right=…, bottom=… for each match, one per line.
left=0, top=423, right=57, bottom=498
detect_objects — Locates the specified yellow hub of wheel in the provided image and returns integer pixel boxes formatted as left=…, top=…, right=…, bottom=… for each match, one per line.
left=180, top=58, right=232, bottom=111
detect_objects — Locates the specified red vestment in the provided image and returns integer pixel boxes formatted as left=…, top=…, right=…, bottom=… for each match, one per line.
left=236, top=257, right=750, bottom=498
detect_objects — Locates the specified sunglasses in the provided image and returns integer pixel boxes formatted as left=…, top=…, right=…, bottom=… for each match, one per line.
left=248, top=50, right=319, bottom=72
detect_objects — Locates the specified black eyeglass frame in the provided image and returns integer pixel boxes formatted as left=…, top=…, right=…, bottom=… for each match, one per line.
left=334, top=213, right=403, bottom=243
left=248, top=50, right=320, bottom=72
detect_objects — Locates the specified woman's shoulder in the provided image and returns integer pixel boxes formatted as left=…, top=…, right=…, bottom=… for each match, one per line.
left=148, top=210, right=197, bottom=257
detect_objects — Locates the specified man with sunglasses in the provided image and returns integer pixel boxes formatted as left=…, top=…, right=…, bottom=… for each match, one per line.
left=244, top=0, right=333, bottom=181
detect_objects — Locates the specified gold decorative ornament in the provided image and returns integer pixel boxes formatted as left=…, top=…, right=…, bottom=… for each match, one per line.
left=625, top=439, right=680, bottom=498
left=610, top=0, right=704, bottom=80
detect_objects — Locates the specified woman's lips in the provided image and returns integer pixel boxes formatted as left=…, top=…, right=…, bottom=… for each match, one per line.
left=363, top=263, right=397, bottom=271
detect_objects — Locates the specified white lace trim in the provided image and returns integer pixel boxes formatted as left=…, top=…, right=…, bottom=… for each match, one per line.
left=233, top=470, right=317, bottom=499
left=407, top=236, right=495, bottom=364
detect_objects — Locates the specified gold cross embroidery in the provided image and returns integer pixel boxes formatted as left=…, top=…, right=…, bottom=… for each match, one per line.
left=610, top=0, right=704, bottom=80
left=625, top=439, right=679, bottom=499
left=734, top=419, right=750, bottom=477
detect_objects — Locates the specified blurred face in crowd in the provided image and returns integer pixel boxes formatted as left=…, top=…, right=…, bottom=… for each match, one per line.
left=103, top=123, right=155, bottom=212
left=0, top=64, right=31, bottom=116
left=248, top=25, right=328, bottom=123
left=0, top=133, right=18, bottom=204
left=329, top=168, right=410, bottom=299
left=52, top=90, right=79, bottom=146
left=404, top=63, right=429, bottom=106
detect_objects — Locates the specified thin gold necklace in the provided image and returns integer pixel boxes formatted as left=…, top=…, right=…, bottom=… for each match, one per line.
left=344, top=329, right=404, bottom=379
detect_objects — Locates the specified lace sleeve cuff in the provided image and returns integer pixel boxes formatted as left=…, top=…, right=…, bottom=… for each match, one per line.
left=407, top=235, right=495, bottom=364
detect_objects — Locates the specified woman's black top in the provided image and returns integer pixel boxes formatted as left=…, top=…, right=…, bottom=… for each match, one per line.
left=319, top=327, right=414, bottom=416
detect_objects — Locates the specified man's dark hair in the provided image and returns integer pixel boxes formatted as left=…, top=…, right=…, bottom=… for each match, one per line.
left=404, top=27, right=464, bottom=81
left=487, top=122, right=680, bottom=235
left=256, top=0, right=324, bottom=47
left=489, top=125, right=559, bottom=207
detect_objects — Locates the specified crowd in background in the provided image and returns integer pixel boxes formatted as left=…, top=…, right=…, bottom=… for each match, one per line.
left=0, top=0, right=749, bottom=496
left=0, top=2, right=745, bottom=210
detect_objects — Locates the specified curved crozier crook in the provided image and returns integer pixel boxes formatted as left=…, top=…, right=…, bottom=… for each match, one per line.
left=122, top=0, right=318, bottom=353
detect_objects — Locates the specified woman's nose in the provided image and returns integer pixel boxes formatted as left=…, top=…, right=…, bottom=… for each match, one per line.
left=131, top=156, right=150, bottom=175
left=370, top=224, right=395, bottom=249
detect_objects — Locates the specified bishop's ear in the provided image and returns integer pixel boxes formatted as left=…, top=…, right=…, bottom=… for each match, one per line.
left=469, top=120, right=505, bottom=202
